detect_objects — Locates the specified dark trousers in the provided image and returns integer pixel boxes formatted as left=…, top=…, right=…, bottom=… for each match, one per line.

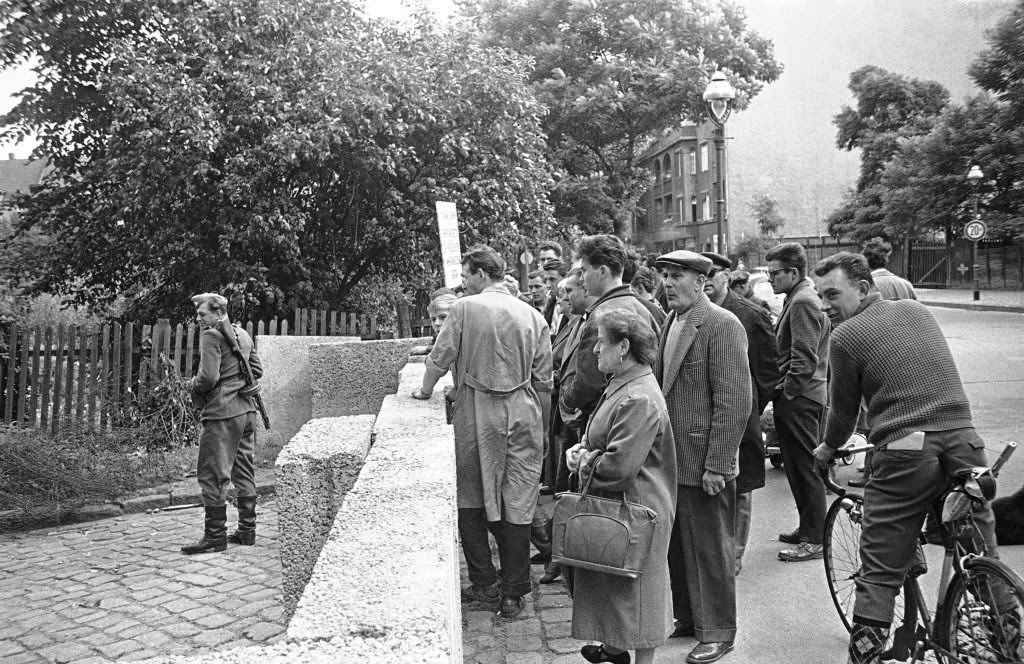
left=854, top=428, right=1006, bottom=625
left=669, top=482, right=738, bottom=643
left=774, top=395, right=826, bottom=544
left=197, top=412, right=257, bottom=506
left=458, top=507, right=531, bottom=597
left=554, top=423, right=581, bottom=493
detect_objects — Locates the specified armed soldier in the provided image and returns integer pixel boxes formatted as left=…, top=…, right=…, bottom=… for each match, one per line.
left=182, top=293, right=265, bottom=555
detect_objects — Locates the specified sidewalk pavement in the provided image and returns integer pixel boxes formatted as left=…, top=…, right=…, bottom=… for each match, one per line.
left=0, top=498, right=285, bottom=664
left=1, top=467, right=277, bottom=533
left=917, top=287, right=1024, bottom=313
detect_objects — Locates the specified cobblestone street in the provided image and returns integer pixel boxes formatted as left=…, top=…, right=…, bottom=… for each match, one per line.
left=0, top=499, right=285, bottom=664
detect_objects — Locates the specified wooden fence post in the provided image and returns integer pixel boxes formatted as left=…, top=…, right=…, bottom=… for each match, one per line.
left=39, top=327, right=53, bottom=431
left=100, top=324, right=111, bottom=430
left=51, top=325, right=66, bottom=433
left=28, top=326, right=42, bottom=427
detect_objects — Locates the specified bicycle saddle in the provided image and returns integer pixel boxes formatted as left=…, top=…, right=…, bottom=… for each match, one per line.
left=951, top=466, right=997, bottom=502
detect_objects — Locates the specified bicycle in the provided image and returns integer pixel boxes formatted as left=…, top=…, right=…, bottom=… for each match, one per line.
left=821, top=440, right=1024, bottom=663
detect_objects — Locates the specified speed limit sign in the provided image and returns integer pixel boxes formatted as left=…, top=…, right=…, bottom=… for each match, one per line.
left=964, top=219, right=987, bottom=241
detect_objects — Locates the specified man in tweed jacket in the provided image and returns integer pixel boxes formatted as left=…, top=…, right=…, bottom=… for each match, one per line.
left=655, top=251, right=751, bottom=664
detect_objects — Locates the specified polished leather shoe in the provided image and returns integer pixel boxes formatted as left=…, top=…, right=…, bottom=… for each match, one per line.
left=670, top=622, right=696, bottom=638
left=778, top=542, right=824, bottom=562
left=581, top=644, right=631, bottom=664
left=497, top=595, right=525, bottom=620
left=848, top=476, right=868, bottom=488
left=778, top=529, right=803, bottom=544
left=530, top=552, right=551, bottom=564
left=686, top=641, right=734, bottom=663
left=539, top=565, right=562, bottom=584
left=461, top=583, right=500, bottom=605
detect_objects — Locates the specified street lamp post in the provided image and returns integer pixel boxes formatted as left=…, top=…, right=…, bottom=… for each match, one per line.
left=967, top=165, right=983, bottom=301
left=703, top=71, right=735, bottom=255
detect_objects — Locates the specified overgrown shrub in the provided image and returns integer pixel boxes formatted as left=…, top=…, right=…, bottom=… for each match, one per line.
left=113, top=354, right=201, bottom=453
left=0, top=424, right=196, bottom=530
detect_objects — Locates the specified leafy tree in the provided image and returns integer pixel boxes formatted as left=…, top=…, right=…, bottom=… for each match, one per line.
left=462, top=0, right=782, bottom=236
left=0, top=0, right=192, bottom=169
left=9, top=1, right=555, bottom=321
left=970, top=0, right=1024, bottom=130
left=878, top=94, right=1024, bottom=242
left=825, top=66, right=950, bottom=240
left=750, top=193, right=784, bottom=237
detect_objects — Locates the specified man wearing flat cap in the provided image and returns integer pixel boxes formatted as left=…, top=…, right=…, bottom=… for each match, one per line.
left=655, top=250, right=751, bottom=664
left=701, top=252, right=780, bottom=576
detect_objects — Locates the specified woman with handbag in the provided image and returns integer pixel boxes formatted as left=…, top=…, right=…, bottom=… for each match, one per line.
left=564, top=308, right=677, bottom=664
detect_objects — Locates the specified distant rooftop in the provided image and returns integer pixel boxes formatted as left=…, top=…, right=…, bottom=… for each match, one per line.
left=637, top=123, right=703, bottom=164
left=0, top=155, right=50, bottom=201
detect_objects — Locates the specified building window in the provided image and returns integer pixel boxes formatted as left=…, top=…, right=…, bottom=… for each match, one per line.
left=688, top=149, right=696, bottom=175
left=678, top=198, right=685, bottom=225
left=653, top=160, right=661, bottom=180
left=664, top=194, right=673, bottom=222
left=691, top=196, right=697, bottom=223
left=702, top=195, right=710, bottom=221
left=700, top=143, right=709, bottom=172
left=676, top=152, right=683, bottom=178
left=663, top=155, right=671, bottom=180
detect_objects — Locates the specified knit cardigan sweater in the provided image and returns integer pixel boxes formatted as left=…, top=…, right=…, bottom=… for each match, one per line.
left=823, top=294, right=974, bottom=449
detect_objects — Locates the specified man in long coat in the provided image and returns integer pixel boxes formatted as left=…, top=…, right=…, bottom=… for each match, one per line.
left=413, top=244, right=552, bottom=620
left=655, top=250, right=751, bottom=664
left=701, top=252, right=780, bottom=576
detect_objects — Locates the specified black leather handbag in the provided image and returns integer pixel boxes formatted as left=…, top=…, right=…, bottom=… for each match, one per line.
left=551, top=457, right=658, bottom=579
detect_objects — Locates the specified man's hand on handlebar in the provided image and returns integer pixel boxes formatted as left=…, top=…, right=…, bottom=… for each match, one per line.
left=813, top=442, right=837, bottom=470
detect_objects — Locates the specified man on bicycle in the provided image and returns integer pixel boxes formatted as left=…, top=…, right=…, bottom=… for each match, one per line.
left=810, top=252, right=1002, bottom=664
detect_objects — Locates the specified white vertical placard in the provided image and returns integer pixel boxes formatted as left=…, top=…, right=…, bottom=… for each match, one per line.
left=435, top=201, right=462, bottom=289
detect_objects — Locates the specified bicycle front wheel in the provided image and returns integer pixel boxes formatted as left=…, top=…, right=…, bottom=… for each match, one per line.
left=824, top=495, right=863, bottom=632
left=823, top=494, right=913, bottom=658
left=936, top=556, right=1024, bottom=663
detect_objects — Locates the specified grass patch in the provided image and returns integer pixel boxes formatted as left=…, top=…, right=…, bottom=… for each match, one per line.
left=0, top=425, right=198, bottom=531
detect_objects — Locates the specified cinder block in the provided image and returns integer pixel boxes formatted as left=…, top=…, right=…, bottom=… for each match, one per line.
left=288, top=363, right=461, bottom=662
left=275, top=414, right=376, bottom=613
left=257, top=335, right=360, bottom=454
left=309, top=338, right=431, bottom=418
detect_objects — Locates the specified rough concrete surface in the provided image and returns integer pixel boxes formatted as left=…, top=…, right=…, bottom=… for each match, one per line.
left=256, top=335, right=359, bottom=453
left=274, top=415, right=376, bottom=613
left=309, top=338, right=431, bottom=418
left=288, top=363, right=459, bottom=660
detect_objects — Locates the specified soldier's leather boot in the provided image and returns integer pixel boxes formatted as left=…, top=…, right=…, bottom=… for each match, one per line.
left=181, top=505, right=228, bottom=554
left=228, top=496, right=257, bottom=545
left=847, top=622, right=889, bottom=664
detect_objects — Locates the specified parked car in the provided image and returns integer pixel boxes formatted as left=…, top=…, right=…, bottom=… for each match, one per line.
left=748, top=267, right=785, bottom=320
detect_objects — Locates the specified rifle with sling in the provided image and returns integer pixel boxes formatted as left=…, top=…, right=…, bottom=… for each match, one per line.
left=215, top=319, right=271, bottom=429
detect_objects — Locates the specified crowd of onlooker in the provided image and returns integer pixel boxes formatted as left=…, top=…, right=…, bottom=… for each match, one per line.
left=410, top=234, right=1004, bottom=664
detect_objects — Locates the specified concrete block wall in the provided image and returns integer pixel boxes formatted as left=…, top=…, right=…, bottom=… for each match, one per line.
left=275, top=414, right=376, bottom=613
left=140, top=361, right=458, bottom=664
left=287, top=363, right=459, bottom=660
left=257, top=335, right=359, bottom=453
left=309, top=337, right=431, bottom=418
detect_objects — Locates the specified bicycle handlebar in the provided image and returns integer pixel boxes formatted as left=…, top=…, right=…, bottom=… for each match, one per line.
left=817, top=443, right=875, bottom=497
left=990, top=441, right=1017, bottom=477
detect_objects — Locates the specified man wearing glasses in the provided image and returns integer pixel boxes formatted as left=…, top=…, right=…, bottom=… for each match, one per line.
left=765, top=242, right=831, bottom=562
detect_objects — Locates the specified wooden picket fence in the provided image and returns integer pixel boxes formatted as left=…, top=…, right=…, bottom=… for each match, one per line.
left=0, top=308, right=379, bottom=430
